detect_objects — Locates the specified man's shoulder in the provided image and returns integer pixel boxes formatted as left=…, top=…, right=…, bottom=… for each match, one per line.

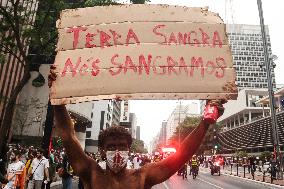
left=17, top=161, right=25, bottom=167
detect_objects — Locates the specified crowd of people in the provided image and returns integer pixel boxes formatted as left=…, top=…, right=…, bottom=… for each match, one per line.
left=0, top=144, right=165, bottom=189
left=0, top=144, right=69, bottom=189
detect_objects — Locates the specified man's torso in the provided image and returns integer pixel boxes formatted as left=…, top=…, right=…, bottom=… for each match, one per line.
left=32, top=157, right=48, bottom=180
left=82, top=166, right=151, bottom=189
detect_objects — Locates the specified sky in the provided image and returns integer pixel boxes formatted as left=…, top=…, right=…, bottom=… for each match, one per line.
left=127, top=0, right=284, bottom=146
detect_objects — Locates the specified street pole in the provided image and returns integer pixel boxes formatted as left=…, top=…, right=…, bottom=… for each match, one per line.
left=257, top=0, right=282, bottom=179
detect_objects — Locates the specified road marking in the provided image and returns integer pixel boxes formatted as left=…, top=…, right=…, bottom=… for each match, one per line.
left=196, top=177, right=224, bottom=189
left=162, top=181, right=170, bottom=189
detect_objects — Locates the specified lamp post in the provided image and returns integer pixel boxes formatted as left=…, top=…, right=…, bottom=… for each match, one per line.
left=257, top=0, right=282, bottom=179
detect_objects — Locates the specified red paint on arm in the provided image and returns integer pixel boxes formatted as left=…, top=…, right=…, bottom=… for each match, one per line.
left=66, top=27, right=87, bottom=49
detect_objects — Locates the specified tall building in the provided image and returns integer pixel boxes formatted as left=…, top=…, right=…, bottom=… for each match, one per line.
left=120, top=112, right=137, bottom=139
left=158, top=121, right=167, bottom=146
left=218, top=89, right=270, bottom=131
left=120, top=100, right=130, bottom=122
left=136, top=126, right=140, bottom=140
left=166, top=102, right=200, bottom=142
left=85, top=100, right=116, bottom=152
left=226, top=24, right=275, bottom=90
left=112, top=100, right=121, bottom=126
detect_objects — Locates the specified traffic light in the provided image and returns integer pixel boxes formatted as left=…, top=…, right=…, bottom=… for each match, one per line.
left=214, top=145, right=218, bottom=149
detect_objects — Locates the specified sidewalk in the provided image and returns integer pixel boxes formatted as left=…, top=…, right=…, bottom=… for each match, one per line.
left=50, top=177, right=78, bottom=189
left=200, top=166, right=284, bottom=187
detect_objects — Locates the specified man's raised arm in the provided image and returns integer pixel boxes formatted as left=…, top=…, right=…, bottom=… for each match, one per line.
left=144, top=101, right=224, bottom=187
left=54, top=105, right=94, bottom=177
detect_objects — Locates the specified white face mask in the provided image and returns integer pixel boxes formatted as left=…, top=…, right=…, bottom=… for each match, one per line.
left=106, top=150, right=129, bottom=173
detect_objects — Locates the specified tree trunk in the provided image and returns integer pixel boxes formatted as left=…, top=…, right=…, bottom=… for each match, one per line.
left=41, top=101, right=54, bottom=157
left=0, top=69, right=30, bottom=154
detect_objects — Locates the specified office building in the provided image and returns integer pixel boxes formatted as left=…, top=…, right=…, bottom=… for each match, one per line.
left=226, top=24, right=275, bottom=90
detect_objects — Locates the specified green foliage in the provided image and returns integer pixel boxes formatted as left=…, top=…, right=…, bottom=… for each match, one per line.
left=170, top=116, right=201, bottom=143
left=84, top=0, right=119, bottom=7
left=52, top=137, right=63, bottom=149
left=130, top=0, right=150, bottom=4
left=234, top=150, right=248, bottom=158
left=260, top=151, right=272, bottom=160
left=131, top=139, right=148, bottom=153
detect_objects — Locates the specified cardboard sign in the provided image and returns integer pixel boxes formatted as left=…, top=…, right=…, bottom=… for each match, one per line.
left=50, top=4, right=237, bottom=105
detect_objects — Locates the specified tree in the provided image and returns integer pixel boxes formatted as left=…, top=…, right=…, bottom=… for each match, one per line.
left=130, top=0, right=150, bottom=4
left=260, top=151, right=272, bottom=161
left=169, top=116, right=201, bottom=149
left=234, top=150, right=248, bottom=158
left=0, top=0, right=73, bottom=154
left=12, top=97, right=46, bottom=137
left=131, top=139, right=148, bottom=154
left=169, top=116, right=220, bottom=155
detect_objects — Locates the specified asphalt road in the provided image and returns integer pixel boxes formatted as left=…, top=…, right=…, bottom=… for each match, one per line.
left=51, top=169, right=282, bottom=189
left=152, top=170, right=282, bottom=189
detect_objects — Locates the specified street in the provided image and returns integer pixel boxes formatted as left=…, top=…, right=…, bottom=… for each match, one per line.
left=51, top=169, right=282, bottom=189
left=152, top=170, right=281, bottom=189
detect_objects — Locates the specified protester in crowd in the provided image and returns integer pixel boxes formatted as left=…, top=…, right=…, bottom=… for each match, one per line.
left=0, top=157, right=8, bottom=188
left=49, top=101, right=224, bottom=189
left=3, top=150, right=24, bottom=189
left=24, top=152, right=34, bottom=189
left=133, top=154, right=141, bottom=169
left=28, top=149, right=50, bottom=189
left=57, top=154, right=73, bottom=189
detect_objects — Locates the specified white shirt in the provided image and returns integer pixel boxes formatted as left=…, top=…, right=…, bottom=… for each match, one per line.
left=31, top=157, right=49, bottom=180
left=133, top=157, right=141, bottom=169
left=4, top=161, right=24, bottom=189
left=98, top=161, right=106, bottom=170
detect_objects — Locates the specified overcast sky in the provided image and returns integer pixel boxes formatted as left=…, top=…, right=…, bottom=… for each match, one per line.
left=128, top=0, right=284, bottom=146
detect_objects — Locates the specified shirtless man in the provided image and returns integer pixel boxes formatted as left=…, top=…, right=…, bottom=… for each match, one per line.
left=49, top=68, right=225, bottom=189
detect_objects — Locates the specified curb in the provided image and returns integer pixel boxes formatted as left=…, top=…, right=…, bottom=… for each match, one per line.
left=200, top=168, right=284, bottom=188
left=222, top=172, right=284, bottom=188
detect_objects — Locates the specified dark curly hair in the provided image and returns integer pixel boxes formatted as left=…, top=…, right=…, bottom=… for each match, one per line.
left=98, top=125, right=132, bottom=149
